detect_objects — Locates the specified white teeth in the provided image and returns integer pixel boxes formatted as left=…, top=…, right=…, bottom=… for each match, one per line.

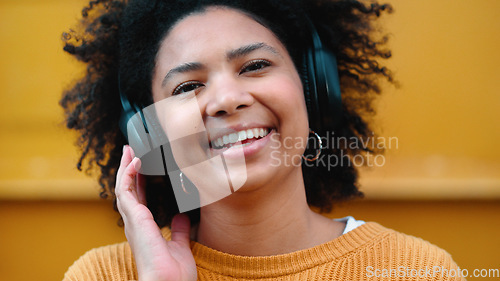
left=247, top=129, right=254, bottom=138
left=212, top=128, right=271, bottom=149
left=229, top=133, right=238, bottom=143
left=252, top=128, right=260, bottom=138
left=238, top=130, right=247, bottom=141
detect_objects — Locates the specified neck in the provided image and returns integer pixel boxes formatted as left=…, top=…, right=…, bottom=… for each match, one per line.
left=195, top=168, right=344, bottom=256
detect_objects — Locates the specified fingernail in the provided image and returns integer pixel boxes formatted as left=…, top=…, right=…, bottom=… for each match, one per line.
left=133, top=157, right=141, bottom=171
left=123, top=145, right=127, bottom=153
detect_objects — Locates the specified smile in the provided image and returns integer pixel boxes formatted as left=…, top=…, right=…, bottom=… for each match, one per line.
left=211, top=128, right=270, bottom=149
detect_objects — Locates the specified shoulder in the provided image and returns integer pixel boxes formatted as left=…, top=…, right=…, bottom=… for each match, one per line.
left=352, top=222, right=465, bottom=280
left=373, top=223, right=456, bottom=262
left=62, top=241, right=137, bottom=281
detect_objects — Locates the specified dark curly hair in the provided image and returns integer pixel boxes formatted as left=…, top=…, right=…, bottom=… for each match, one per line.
left=61, top=0, right=393, bottom=228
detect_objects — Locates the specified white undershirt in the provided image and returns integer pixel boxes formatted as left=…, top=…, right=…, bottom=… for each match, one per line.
left=334, top=216, right=365, bottom=235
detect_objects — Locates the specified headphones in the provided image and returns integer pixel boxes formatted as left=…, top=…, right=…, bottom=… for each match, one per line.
left=301, top=19, right=342, bottom=134
left=119, top=19, right=342, bottom=144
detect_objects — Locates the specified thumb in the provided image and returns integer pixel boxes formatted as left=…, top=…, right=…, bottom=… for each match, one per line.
left=171, top=214, right=191, bottom=247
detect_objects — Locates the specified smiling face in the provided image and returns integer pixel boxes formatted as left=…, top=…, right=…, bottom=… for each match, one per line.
left=151, top=7, right=309, bottom=197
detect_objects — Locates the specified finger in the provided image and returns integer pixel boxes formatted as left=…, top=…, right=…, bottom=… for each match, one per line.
left=116, top=157, right=141, bottom=218
left=171, top=213, right=191, bottom=248
left=116, top=145, right=134, bottom=187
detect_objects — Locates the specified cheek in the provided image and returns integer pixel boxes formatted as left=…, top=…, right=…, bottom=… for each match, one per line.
left=154, top=94, right=206, bottom=141
left=277, top=73, right=310, bottom=143
left=254, top=73, right=310, bottom=150
left=263, top=73, right=308, bottom=126
left=152, top=95, right=213, bottom=171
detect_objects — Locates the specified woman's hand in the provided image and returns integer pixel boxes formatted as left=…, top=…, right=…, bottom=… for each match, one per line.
left=115, top=145, right=197, bottom=281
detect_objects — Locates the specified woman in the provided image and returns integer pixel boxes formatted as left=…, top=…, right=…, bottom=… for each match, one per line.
left=61, top=0, right=464, bottom=280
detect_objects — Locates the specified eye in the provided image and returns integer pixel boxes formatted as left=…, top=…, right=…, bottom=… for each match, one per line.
left=239, top=59, right=271, bottom=75
left=172, top=81, right=204, bottom=96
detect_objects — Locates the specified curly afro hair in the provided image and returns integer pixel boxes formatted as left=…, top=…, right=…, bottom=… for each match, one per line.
left=61, top=0, right=394, bottom=228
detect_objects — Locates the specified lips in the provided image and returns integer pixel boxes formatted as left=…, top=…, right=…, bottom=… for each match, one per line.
left=210, top=127, right=270, bottom=149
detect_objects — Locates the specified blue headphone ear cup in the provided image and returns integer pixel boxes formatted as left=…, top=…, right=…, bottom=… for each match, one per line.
left=302, top=20, right=342, bottom=133
left=120, top=110, right=152, bottom=157
left=302, top=47, right=322, bottom=132
left=119, top=106, right=136, bottom=141
left=118, top=91, right=168, bottom=176
left=313, top=45, right=342, bottom=130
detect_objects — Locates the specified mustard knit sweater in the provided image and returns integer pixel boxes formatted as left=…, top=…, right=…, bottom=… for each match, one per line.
left=63, top=222, right=465, bottom=280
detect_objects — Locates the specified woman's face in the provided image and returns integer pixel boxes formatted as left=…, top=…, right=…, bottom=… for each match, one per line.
left=150, top=7, right=309, bottom=203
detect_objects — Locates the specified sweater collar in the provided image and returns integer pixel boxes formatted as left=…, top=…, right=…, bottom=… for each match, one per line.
left=163, top=222, right=388, bottom=278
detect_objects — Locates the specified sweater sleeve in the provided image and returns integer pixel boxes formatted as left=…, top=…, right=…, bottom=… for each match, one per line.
left=62, top=242, right=138, bottom=281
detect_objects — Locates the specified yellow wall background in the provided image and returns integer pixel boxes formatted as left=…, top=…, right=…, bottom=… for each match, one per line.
left=0, top=0, right=499, bottom=280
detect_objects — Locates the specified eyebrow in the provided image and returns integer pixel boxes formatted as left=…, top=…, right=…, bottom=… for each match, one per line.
left=162, top=42, right=280, bottom=87
left=226, top=42, right=279, bottom=61
left=162, top=62, right=205, bottom=87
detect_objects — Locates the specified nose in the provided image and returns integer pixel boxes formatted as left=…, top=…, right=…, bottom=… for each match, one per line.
left=205, top=76, right=254, bottom=117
